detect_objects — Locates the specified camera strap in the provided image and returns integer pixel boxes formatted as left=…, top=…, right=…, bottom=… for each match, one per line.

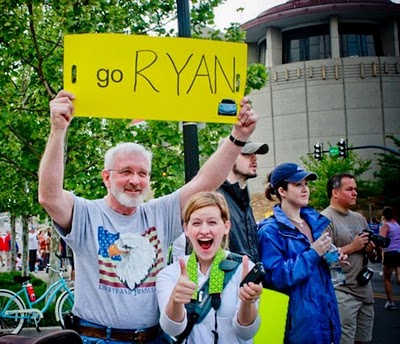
left=174, top=253, right=242, bottom=344
left=362, top=253, right=369, bottom=267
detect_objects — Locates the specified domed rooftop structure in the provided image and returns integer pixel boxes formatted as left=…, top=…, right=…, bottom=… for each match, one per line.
left=243, top=0, right=400, bottom=42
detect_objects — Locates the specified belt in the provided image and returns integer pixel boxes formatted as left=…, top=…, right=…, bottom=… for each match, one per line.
left=78, top=324, right=160, bottom=343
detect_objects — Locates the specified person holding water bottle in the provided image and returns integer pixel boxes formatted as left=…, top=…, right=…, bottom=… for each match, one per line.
left=258, top=163, right=346, bottom=344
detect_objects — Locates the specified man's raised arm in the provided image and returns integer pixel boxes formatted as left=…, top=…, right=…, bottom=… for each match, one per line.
left=38, top=90, right=75, bottom=232
left=180, top=97, right=259, bottom=209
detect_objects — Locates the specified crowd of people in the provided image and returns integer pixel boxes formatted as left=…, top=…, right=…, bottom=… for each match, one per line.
left=2, top=225, right=76, bottom=280
left=2, top=88, right=396, bottom=343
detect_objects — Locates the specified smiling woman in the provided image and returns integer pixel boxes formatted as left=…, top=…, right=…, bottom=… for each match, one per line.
left=156, top=191, right=263, bottom=344
left=182, top=192, right=231, bottom=269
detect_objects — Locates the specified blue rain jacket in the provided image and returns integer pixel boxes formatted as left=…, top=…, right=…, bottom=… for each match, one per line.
left=258, top=205, right=341, bottom=344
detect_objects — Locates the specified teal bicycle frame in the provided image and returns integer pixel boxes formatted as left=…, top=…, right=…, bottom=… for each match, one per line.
left=1, top=265, right=74, bottom=332
left=16, top=277, right=73, bottom=320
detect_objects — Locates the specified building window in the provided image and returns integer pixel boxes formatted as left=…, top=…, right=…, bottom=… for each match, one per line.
left=339, top=23, right=381, bottom=57
left=283, top=25, right=330, bottom=63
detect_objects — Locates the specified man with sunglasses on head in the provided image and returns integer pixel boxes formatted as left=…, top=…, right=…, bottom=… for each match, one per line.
left=217, top=138, right=268, bottom=263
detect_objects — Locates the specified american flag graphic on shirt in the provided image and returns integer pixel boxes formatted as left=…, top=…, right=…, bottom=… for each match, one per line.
left=97, top=226, right=164, bottom=289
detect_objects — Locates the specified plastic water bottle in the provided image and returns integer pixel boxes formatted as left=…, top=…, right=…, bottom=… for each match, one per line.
left=324, top=244, right=339, bottom=265
left=26, top=283, right=36, bottom=302
left=324, top=244, right=346, bottom=287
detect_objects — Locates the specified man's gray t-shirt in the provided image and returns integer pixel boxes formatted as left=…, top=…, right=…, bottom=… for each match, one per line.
left=321, top=206, right=373, bottom=303
left=58, top=190, right=182, bottom=329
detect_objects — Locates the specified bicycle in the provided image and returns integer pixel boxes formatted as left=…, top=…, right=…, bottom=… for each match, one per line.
left=0, top=263, right=75, bottom=334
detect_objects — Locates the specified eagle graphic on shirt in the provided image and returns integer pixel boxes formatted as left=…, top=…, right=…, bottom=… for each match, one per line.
left=97, top=226, right=164, bottom=290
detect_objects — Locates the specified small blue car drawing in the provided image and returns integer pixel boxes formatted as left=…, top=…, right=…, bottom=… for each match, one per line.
left=218, top=98, right=237, bottom=116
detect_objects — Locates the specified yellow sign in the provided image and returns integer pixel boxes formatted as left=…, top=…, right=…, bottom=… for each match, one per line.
left=254, top=289, right=289, bottom=343
left=63, top=34, right=247, bottom=123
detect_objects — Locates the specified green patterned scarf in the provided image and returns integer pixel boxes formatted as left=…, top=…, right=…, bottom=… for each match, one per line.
left=187, top=248, right=226, bottom=300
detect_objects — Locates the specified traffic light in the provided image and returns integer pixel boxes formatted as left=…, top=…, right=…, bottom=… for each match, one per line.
left=338, top=138, right=347, bottom=158
left=313, top=142, right=323, bottom=161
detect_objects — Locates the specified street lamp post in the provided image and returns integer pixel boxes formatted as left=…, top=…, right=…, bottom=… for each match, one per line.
left=176, top=0, right=200, bottom=183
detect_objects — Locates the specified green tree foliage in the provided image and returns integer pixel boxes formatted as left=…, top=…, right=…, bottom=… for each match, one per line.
left=300, top=150, right=371, bottom=210
left=374, top=135, right=400, bottom=205
left=0, top=0, right=268, bottom=224
left=245, top=63, right=268, bottom=96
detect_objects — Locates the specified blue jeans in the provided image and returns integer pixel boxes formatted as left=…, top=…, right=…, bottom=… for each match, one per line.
left=79, top=319, right=173, bottom=344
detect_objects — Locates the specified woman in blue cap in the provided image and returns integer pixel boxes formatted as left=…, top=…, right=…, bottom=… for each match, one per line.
left=258, top=163, right=341, bottom=344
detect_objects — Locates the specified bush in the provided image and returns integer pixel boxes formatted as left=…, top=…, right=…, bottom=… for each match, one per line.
left=374, top=135, right=400, bottom=210
left=301, top=150, right=371, bottom=210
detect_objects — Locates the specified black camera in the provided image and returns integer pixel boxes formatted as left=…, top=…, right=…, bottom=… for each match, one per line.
left=362, top=229, right=390, bottom=248
left=240, top=262, right=265, bottom=287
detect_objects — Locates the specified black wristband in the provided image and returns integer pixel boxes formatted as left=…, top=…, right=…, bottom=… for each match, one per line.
left=229, top=134, right=246, bottom=147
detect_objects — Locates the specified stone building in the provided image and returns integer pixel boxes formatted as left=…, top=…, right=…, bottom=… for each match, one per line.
left=242, top=0, right=400, bottom=195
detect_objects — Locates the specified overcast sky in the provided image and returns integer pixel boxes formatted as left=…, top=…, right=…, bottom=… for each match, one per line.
left=213, top=0, right=400, bottom=30
left=213, top=0, right=289, bottom=30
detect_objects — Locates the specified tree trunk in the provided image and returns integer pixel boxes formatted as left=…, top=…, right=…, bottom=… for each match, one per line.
left=10, top=215, right=16, bottom=271
left=39, top=222, right=62, bottom=289
left=21, top=215, right=29, bottom=276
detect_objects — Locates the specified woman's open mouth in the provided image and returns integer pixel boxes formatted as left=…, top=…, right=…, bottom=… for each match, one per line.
left=198, top=238, right=213, bottom=250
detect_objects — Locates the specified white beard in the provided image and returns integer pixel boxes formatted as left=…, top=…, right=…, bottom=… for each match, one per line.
left=114, top=233, right=156, bottom=289
left=110, top=182, right=145, bottom=208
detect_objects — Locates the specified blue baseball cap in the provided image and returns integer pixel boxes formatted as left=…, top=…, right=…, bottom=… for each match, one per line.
left=270, top=163, right=317, bottom=188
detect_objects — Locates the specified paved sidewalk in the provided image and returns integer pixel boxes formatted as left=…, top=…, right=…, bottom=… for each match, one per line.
left=24, top=267, right=73, bottom=283
left=33, top=269, right=51, bottom=283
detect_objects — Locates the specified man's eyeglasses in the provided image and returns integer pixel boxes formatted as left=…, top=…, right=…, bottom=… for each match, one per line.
left=108, top=168, right=151, bottom=179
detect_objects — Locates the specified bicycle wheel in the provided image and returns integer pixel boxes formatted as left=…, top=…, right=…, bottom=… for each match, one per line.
left=55, top=287, right=74, bottom=329
left=0, top=289, right=26, bottom=334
